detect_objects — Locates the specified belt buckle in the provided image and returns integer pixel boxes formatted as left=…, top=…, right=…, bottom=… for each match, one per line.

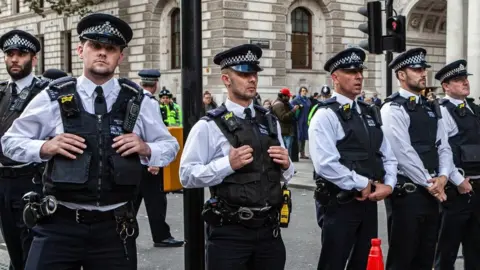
left=403, top=183, right=417, bottom=193
left=75, top=209, right=82, bottom=224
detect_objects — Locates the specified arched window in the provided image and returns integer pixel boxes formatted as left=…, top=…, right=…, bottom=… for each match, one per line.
left=291, top=7, right=312, bottom=69
left=171, top=8, right=181, bottom=69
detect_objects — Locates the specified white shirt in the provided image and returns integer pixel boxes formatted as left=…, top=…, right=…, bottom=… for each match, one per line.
left=381, top=88, right=455, bottom=187
left=308, top=92, right=398, bottom=191
left=1, top=75, right=180, bottom=210
left=440, top=95, right=473, bottom=184
left=179, top=99, right=295, bottom=188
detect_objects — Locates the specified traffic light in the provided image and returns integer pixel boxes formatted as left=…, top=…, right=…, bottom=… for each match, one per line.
left=357, top=1, right=383, bottom=54
left=385, top=15, right=406, bottom=53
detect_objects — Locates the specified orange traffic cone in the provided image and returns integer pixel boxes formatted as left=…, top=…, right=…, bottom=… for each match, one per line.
left=366, top=238, right=384, bottom=270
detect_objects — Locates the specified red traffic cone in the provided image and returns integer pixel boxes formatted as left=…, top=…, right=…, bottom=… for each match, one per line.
left=366, top=238, right=384, bottom=270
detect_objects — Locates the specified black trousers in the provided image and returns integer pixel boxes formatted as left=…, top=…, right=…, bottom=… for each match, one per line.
left=0, top=176, right=38, bottom=270
left=206, top=224, right=286, bottom=270
left=25, top=209, right=138, bottom=270
left=385, top=187, right=440, bottom=270
left=317, top=199, right=377, bottom=270
left=133, top=167, right=172, bottom=242
left=434, top=192, right=480, bottom=270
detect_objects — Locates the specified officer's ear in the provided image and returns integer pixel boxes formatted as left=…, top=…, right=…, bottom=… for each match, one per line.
left=397, top=70, right=407, bottom=81
left=30, top=53, right=38, bottom=67
left=331, top=71, right=339, bottom=85
left=221, top=69, right=232, bottom=87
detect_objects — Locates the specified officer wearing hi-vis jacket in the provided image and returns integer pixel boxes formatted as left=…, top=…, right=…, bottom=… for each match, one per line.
left=309, top=47, right=398, bottom=270
left=180, top=44, right=294, bottom=270
left=380, top=48, right=457, bottom=270
left=434, top=60, right=480, bottom=270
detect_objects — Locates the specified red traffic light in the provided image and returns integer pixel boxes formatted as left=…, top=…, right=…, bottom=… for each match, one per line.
left=387, top=16, right=403, bottom=33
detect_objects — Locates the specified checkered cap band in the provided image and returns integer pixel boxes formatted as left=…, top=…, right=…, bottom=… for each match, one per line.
left=3, top=34, right=37, bottom=52
left=393, top=52, right=427, bottom=71
left=439, top=64, right=467, bottom=82
left=220, top=50, right=258, bottom=68
left=80, top=21, right=126, bottom=44
left=329, top=52, right=363, bottom=72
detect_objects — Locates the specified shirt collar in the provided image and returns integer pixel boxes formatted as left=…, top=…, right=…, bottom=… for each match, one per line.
left=444, top=95, right=466, bottom=106
left=225, top=98, right=255, bottom=119
left=9, top=73, right=35, bottom=91
left=398, top=88, right=422, bottom=104
left=332, top=91, right=361, bottom=114
left=77, top=75, right=117, bottom=98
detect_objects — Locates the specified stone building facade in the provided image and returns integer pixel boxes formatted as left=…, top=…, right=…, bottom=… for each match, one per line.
left=0, top=0, right=470, bottom=103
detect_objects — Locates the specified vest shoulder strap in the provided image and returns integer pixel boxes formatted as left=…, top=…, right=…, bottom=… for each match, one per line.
left=0, top=81, right=8, bottom=100
left=253, top=104, right=268, bottom=114
left=384, top=92, right=405, bottom=107
left=201, top=105, right=227, bottom=121
left=34, top=78, right=49, bottom=90
left=46, top=76, right=77, bottom=101
left=118, top=78, right=144, bottom=96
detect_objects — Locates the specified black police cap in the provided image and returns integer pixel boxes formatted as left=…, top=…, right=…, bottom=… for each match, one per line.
left=323, top=47, right=367, bottom=74
left=213, top=44, right=263, bottom=73
left=435, top=59, right=472, bottom=83
left=388, top=48, right=431, bottom=72
left=159, top=89, right=172, bottom=98
left=77, top=13, right=133, bottom=47
left=138, top=69, right=161, bottom=82
left=0, top=29, right=41, bottom=53
left=42, top=68, right=68, bottom=82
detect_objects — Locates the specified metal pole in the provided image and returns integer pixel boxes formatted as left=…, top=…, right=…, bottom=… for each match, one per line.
left=181, top=0, right=205, bottom=269
left=386, top=0, right=393, bottom=97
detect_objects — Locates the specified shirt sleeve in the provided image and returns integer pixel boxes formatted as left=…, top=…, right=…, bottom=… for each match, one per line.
left=380, top=103, right=432, bottom=187
left=136, top=96, right=179, bottom=167
left=1, top=90, right=57, bottom=163
left=275, top=119, right=294, bottom=183
left=179, top=120, right=235, bottom=188
left=436, top=116, right=456, bottom=178
left=379, top=136, right=399, bottom=189
left=308, top=107, right=369, bottom=191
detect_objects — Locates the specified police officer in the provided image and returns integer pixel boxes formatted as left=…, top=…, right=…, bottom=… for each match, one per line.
left=42, top=68, right=68, bottom=82
left=309, top=48, right=398, bottom=270
left=134, top=69, right=183, bottom=247
left=1, top=13, right=179, bottom=269
left=159, top=88, right=182, bottom=126
left=319, top=84, right=331, bottom=100
left=180, top=44, right=294, bottom=270
left=380, top=48, right=456, bottom=269
left=434, top=60, right=480, bottom=270
left=0, top=29, right=48, bottom=270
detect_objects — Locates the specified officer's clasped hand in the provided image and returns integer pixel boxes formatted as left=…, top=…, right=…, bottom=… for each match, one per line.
left=368, top=182, right=393, bottom=201
left=267, top=146, right=290, bottom=169
left=40, top=133, right=87, bottom=160
left=112, top=133, right=151, bottom=157
left=457, top=178, right=473, bottom=194
left=147, top=166, right=160, bottom=175
left=356, top=180, right=372, bottom=201
left=427, top=176, right=448, bottom=202
left=229, top=145, right=254, bottom=170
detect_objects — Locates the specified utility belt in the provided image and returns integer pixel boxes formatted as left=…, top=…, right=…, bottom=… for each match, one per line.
left=0, top=164, right=43, bottom=179
left=444, top=170, right=480, bottom=202
left=314, top=178, right=364, bottom=205
left=22, top=192, right=138, bottom=260
left=391, top=175, right=420, bottom=197
left=202, top=197, right=280, bottom=232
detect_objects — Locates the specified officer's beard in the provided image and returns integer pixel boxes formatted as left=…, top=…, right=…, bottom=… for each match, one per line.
left=89, top=66, right=115, bottom=79
left=7, top=59, right=33, bottom=81
left=406, top=75, right=426, bottom=93
left=230, top=82, right=256, bottom=102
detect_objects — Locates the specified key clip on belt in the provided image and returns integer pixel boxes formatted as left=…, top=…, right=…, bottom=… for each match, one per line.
left=237, top=206, right=272, bottom=221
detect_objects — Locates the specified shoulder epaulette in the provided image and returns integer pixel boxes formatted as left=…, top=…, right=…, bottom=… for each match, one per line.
left=439, top=98, right=449, bottom=105
left=318, top=96, right=337, bottom=106
left=357, top=100, right=371, bottom=107
left=118, top=78, right=143, bottom=96
left=466, top=97, right=475, bottom=103
left=47, top=76, right=76, bottom=101
left=384, top=92, right=400, bottom=102
left=34, top=78, right=49, bottom=90
left=206, top=105, right=227, bottom=119
left=254, top=104, right=268, bottom=114
left=143, top=90, right=156, bottom=99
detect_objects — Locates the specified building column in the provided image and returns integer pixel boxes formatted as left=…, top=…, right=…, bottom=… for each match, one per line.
left=446, top=0, right=464, bottom=63
left=467, top=0, right=480, bottom=99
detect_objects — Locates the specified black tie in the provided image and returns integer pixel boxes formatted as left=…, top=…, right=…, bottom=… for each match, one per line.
left=10, top=82, right=17, bottom=97
left=351, top=102, right=358, bottom=114
left=244, top=107, right=252, bottom=120
left=94, top=86, right=107, bottom=115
